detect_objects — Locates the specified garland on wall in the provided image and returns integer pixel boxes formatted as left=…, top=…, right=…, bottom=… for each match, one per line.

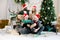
left=14, top=0, right=28, bottom=4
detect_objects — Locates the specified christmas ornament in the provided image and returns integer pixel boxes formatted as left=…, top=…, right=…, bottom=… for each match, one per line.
left=48, top=7, right=50, bottom=9
left=54, top=17, right=56, bottom=19
left=42, top=8, right=44, bottom=10
left=45, top=17, right=47, bottom=19
left=44, top=1, right=46, bottom=3
left=53, top=5, right=54, bottom=7
left=51, top=13, right=53, bottom=14
left=47, top=22, right=49, bottom=24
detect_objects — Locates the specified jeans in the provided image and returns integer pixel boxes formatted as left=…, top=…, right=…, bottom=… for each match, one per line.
left=16, top=26, right=31, bottom=34
left=31, top=26, right=44, bottom=35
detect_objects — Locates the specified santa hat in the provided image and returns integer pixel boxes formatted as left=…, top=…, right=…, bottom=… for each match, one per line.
left=22, top=3, right=27, bottom=9
left=35, top=14, right=40, bottom=19
left=23, top=11, right=28, bottom=17
left=23, top=13, right=28, bottom=17
left=32, top=6, right=37, bottom=9
left=24, top=11, right=27, bottom=14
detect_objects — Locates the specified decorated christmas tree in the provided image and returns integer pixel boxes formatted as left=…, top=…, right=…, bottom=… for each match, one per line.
left=40, top=0, right=56, bottom=31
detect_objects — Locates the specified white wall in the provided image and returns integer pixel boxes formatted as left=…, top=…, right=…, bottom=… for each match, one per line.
left=7, top=0, right=42, bottom=19
left=58, top=0, right=60, bottom=14
left=0, top=0, right=7, bottom=19
left=0, top=0, right=60, bottom=19
left=7, top=0, right=22, bottom=19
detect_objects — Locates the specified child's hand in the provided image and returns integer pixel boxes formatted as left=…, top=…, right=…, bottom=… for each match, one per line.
left=27, top=24, right=30, bottom=27
left=34, top=29, right=38, bottom=32
left=30, top=23, right=36, bottom=29
left=34, top=28, right=40, bottom=32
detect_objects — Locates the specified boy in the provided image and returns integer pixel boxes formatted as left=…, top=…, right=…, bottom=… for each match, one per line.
left=30, top=14, right=44, bottom=35
left=16, top=11, right=32, bottom=34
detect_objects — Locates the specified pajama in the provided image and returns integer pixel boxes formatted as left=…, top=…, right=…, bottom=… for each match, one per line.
left=16, top=24, right=31, bottom=34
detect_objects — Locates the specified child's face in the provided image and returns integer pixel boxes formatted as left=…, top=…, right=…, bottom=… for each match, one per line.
left=29, top=14, right=33, bottom=20
left=17, top=15, right=23, bottom=20
left=32, top=8, right=36, bottom=12
left=32, top=15, right=38, bottom=22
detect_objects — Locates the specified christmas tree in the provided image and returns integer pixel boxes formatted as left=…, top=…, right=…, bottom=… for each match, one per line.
left=40, top=0, right=56, bottom=31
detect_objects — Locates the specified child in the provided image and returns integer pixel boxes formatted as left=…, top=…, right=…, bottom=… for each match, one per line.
left=18, top=3, right=29, bottom=15
left=16, top=11, right=32, bottom=34
left=30, top=14, right=44, bottom=35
